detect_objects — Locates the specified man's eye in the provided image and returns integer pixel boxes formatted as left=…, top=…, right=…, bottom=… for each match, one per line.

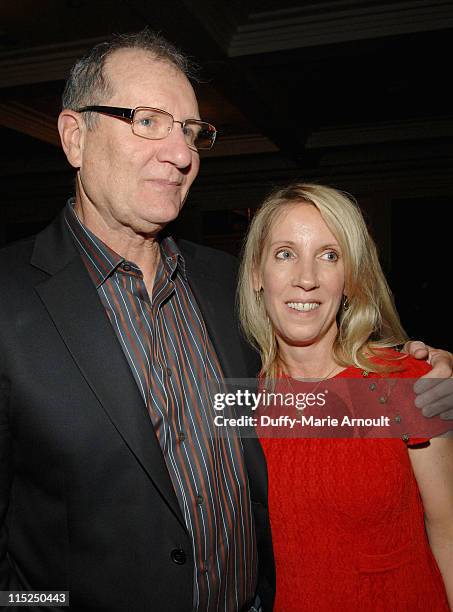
left=276, top=249, right=293, bottom=260
left=138, top=117, right=154, bottom=127
left=183, top=124, right=201, bottom=145
left=182, top=125, right=196, bottom=141
left=135, top=113, right=162, bottom=128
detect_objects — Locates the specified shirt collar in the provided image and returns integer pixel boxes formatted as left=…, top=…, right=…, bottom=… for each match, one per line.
left=64, top=198, right=187, bottom=287
left=160, top=235, right=187, bottom=280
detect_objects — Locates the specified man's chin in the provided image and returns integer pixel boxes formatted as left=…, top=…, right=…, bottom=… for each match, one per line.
left=130, top=210, right=180, bottom=236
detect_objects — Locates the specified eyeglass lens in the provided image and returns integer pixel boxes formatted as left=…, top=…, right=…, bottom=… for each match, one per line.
left=132, top=108, right=215, bottom=150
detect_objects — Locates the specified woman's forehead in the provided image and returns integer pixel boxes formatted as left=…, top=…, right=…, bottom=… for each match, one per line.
left=266, top=202, right=336, bottom=242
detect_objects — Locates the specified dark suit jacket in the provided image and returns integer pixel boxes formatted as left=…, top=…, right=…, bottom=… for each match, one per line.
left=0, top=212, right=275, bottom=611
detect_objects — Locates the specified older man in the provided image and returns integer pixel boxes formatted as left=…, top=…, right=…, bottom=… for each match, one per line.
left=0, top=29, right=451, bottom=612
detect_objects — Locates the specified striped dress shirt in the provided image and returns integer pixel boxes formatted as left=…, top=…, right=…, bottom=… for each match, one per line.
left=64, top=200, right=257, bottom=611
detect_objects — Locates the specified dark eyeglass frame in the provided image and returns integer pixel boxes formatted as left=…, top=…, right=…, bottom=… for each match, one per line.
left=76, top=105, right=217, bottom=151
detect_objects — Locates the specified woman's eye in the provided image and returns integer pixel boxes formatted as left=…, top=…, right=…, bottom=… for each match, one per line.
left=322, top=251, right=339, bottom=261
left=275, top=249, right=293, bottom=260
left=139, top=117, right=153, bottom=127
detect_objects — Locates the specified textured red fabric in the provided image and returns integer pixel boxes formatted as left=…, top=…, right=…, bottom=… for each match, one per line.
left=260, top=353, right=450, bottom=611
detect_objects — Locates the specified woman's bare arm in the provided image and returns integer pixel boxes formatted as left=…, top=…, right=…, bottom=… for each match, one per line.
left=409, top=437, right=453, bottom=609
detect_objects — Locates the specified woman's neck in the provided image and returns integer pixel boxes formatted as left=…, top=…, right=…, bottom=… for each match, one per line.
left=278, top=333, right=343, bottom=379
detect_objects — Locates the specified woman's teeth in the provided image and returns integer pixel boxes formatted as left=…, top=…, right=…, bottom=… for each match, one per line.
left=287, top=302, right=320, bottom=312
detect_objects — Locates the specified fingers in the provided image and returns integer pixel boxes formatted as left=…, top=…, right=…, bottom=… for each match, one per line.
left=414, top=377, right=441, bottom=394
left=416, top=359, right=452, bottom=379
left=403, top=343, right=453, bottom=375
left=414, top=378, right=453, bottom=418
left=404, top=340, right=429, bottom=360
left=405, top=343, right=453, bottom=419
left=429, top=349, right=453, bottom=377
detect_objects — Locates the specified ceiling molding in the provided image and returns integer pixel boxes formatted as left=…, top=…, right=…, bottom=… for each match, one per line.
left=0, top=102, right=59, bottom=146
left=202, top=133, right=279, bottom=157
left=229, top=1, right=453, bottom=56
left=0, top=37, right=104, bottom=88
left=180, top=0, right=238, bottom=54
left=306, top=116, right=453, bottom=148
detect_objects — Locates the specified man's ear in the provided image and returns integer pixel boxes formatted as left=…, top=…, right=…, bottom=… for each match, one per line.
left=58, top=110, right=85, bottom=169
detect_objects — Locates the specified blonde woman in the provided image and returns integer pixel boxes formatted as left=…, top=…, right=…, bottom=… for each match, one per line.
left=238, top=183, right=453, bottom=611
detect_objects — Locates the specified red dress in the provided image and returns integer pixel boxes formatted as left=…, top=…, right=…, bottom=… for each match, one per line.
left=259, top=354, right=450, bottom=611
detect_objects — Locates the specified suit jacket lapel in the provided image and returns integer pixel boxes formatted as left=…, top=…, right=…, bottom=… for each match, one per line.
left=32, top=215, right=186, bottom=529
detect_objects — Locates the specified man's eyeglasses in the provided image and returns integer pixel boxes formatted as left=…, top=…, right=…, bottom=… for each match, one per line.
left=76, top=105, right=217, bottom=151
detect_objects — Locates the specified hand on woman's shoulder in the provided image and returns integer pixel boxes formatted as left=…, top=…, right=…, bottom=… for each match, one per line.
left=370, top=347, right=432, bottom=378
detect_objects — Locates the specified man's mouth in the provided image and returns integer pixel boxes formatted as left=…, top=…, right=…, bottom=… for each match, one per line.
left=146, top=178, right=183, bottom=186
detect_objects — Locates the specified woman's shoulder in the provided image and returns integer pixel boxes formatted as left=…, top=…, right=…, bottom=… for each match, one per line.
left=369, top=347, right=432, bottom=378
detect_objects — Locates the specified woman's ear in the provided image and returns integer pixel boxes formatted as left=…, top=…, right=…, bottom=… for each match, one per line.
left=252, top=265, right=262, bottom=293
left=58, top=110, right=85, bottom=169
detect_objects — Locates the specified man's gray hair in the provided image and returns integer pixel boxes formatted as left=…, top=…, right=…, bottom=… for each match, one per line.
left=62, top=29, right=195, bottom=129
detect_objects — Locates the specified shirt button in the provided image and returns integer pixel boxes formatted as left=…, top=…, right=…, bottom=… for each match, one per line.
left=394, top=415, right=402, bottom=423
left=369, top=383, right=377, bottom=391
left=196, top=494, right=204, bottom=506
left=379, top=396, right=387, bottom=404
left=170, top=548, right=186, bottom=565
left=178, top=431, right=185, bottom=443
left=200, top=565, right=209, bottom=574
left=166, top=368, right=172, bottom=377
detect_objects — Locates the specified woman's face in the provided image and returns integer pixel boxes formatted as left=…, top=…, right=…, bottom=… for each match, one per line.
left=256, top=202, right=345, bottom=352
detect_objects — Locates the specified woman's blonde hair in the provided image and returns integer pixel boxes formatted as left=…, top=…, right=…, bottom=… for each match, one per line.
left=237, top=183, right=407, bottom=379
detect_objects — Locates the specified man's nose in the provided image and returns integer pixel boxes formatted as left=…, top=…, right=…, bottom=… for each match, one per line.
left=156, top=123, right=194, bottom=168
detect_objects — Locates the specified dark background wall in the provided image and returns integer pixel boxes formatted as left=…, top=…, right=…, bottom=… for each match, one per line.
left=1, top=0, right=452, bottom=349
